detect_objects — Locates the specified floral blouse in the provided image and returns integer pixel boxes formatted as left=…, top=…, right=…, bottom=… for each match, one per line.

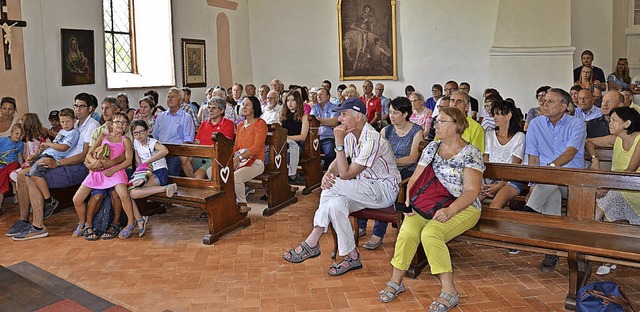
left=418, top=141, right=485, bottom=209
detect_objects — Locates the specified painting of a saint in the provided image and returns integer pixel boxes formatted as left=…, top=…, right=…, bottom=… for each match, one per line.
left=61, top=29, right=95, bottom=86
left=339, top=0, right=397, bottom=80
left=181, top=38, right=207, bottom=87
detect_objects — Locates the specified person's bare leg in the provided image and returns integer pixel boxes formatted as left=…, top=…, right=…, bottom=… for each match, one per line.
left=72, top=185, right=92, bottom=225
left=379, top=267, right=407, bottom=301
left=17, top=169, right=31, bottom=220
left=489, top=186, right=519, bottom=209
left=25, top=176, right=45, bottom=228
left=430, top=272, right=458, bottom=309
left=32, top=176, right=52, bottom=200
left=111, top=190, right=122, bottom=224
left=115, top=184, right=135, bottom=226
left=180, top=156, right=194, bottom=178
left=193, top=168, right=206, bottom=179
left=85, top=193, right=103, bottom=226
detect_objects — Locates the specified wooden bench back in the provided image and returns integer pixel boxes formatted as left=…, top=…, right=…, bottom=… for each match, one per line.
left=584, top=146, right=613, bottom=171
left=264, top=123, right=289, bottom=175
left=164, top=134, right=234, bottom=190
left=301, top=115, right=321, bottom=160
left=485, top=162, right=640, bottom=222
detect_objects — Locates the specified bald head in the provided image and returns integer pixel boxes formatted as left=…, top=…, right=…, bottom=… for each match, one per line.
left=577, top=89, right=594, bottom=112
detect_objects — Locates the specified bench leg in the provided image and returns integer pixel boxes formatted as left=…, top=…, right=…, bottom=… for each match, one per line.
left=565, top=251, right=590, bottom=310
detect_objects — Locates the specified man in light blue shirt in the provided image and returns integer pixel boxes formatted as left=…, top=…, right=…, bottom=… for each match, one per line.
left=311, top=88, right=339, bottom=170
left=153, top=87, right=195, bottom=176
left=574, top=89, right=602, bottom=122
left=524, top=87, right=586, bottom=273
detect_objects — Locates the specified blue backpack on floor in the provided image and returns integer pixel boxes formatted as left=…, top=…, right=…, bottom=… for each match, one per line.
left=92, top=194, right=114, bottom=235
left=577, top=281, right=636, bottom=312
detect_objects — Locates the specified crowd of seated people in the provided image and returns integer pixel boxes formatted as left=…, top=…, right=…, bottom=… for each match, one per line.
left=2, top=53, right=640, bottom=310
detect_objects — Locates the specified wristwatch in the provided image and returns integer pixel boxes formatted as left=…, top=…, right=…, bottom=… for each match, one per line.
left=548, top=162, right=556, bottom=167
left=334, top=145, right=345, bottom=153
left=56, top=160, right=62, bottom=166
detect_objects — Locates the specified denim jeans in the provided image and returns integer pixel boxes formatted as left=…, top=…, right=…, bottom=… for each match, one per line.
left=358, top=219, right=388, bottom=237
left=320, top=138, right=336, bottom=171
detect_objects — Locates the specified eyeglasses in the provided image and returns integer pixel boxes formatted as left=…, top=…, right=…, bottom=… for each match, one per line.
left=73, top=104, right=88, bottom=109
left=113, top=120, right=127, bottom=125
left=433, top=119, right=456, bottom=125
left=132, top=130, right=145, bottom=135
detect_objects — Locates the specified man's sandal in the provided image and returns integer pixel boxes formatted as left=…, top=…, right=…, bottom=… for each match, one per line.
left=282, top=242, right=321, bottom=263
left=429, top=292, right=460, bottom=312
left=71, top=223, right=84, bottom=237
left=378, top=281, right=405, bottom=303
left=118, top=225, right=136, bottom=239
left=327, top=254, right=363, bottom=276
left=83, top=226, right=100, bottom=241
left=102, top=224, right=120, bottom=240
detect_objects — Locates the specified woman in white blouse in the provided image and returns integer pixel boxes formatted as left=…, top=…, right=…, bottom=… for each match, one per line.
left=481, top=100, right=525, bottom=209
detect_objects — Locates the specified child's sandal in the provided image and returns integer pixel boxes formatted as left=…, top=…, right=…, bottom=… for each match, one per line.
left=118, top=225, right=135, bottom=239
left=136, top=216, right=149, bottom=238
left=71, top=223, right=84, bottom=237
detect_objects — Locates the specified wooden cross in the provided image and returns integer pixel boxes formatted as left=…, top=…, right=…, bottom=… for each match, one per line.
left=0, top=0, right=27, bottom=70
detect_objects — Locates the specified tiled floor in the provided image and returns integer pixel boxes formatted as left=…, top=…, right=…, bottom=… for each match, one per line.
left=1, top=187, right=639, bottom=311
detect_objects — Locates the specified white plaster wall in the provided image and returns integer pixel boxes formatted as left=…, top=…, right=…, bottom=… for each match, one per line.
left=248, top=0, right=499, bottom=102
left=22, top=0, right=253, bottom=119
left=571, top=0, right=613, bottom=75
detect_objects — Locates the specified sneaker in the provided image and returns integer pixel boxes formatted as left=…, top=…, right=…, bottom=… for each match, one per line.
left=596, top=263, right=617, bottom=275
left=245, top=187, right=256, bottom=195
left=6, top=220, right=30, bottom=237
left=358, top=228, right=366, bottom=237
left=11, top=225, right=48, bottom=241
left=43, top=197, right=59, bottom=220
left=539, top=254, right=559, bottom=273
left=508, top=249, right=521, bottom=255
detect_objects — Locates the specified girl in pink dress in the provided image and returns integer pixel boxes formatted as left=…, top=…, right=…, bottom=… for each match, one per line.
left=72, top=113, right=137, bottom=240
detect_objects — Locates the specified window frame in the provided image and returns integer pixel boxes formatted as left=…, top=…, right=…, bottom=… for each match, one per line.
left=103, top=0, right=138, bottom=74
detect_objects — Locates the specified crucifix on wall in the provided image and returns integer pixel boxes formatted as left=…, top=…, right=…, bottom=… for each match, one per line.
left=0, top=0, right=27, bottom=70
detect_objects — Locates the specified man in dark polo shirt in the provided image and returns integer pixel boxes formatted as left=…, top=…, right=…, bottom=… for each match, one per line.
left=587, top=90, right=624, bottom=138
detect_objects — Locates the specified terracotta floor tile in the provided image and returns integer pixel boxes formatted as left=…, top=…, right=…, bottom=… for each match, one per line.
left=1, top=193, right=640, bottom=311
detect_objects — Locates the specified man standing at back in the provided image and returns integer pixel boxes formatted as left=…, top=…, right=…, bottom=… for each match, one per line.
left=573, top=50, right=606, bottom=90
left=524, top=87, right=586, bottom=273
left=360, top=80, right=381, bottom=130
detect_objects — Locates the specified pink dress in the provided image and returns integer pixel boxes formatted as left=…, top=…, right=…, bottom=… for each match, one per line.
left=82, top=134, right=128, bottom=189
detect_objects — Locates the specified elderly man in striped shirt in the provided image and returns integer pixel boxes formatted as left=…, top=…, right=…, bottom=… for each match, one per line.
left=283, top=97, right=401, bottom=276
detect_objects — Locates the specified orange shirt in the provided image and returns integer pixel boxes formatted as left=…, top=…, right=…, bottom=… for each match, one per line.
left=233, top=118, right=267, bottom=158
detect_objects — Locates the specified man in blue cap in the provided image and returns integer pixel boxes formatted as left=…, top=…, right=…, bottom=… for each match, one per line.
left=282, top=97, right=401, bottom=276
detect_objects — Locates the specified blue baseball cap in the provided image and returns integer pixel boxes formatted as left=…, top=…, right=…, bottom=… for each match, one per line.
left=333, top=97, right=366, bottom=114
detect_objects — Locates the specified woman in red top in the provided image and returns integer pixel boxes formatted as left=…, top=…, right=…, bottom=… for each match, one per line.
left=233, top=96, right=267, bottom=213
left=193, top=96, right=235, bottom=179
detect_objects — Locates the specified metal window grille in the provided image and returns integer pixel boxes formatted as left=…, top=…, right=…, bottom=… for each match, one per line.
left=103, top=0, right=137, bottom=73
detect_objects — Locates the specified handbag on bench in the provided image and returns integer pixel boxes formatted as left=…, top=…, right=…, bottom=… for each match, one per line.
left=406, top=142, right=456, bottom=219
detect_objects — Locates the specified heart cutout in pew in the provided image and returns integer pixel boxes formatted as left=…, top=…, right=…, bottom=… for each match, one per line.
left=275, top=154, right=282, bottom=169
left=220, top=166, right=230, bottom=184
left=313, top=138, right=319, bottom=151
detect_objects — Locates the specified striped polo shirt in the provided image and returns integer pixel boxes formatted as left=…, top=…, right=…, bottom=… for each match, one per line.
left=344, top=123, right=401, bottom=192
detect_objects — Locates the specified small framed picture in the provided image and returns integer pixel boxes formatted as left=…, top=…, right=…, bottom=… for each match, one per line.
left=181, top=38, right=207, bottom=87
left=61, top=28, right=95, bottom=86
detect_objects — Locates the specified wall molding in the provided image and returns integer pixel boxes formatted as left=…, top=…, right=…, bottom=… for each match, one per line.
left=490, top=46, right=576, bottom=56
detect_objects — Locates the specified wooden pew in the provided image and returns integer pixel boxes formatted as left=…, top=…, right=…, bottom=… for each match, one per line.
left=255, top=123, right=298, bottom=216
left=457, top=164, right=640, bottom=310
left=298, top=115, right=322, bottom=195
left=584, top=146, right=613, bottom=171
left=136, top=134, right=251, bottom=245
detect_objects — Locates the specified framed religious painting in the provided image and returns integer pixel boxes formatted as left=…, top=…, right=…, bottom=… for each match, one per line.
left=61, top=29, right=95, bottom=86
left=338, top=0, right=397, bottom=80
left=181, top=38, right=207, bottom=88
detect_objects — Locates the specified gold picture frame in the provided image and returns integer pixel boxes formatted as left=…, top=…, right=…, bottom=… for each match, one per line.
left=181, top=38, right=207, bottom=88
left=338, top=0, right=397, bottom=80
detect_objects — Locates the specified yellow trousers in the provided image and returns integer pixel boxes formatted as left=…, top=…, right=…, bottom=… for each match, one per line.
left=390, top=206, right=481, bottom=275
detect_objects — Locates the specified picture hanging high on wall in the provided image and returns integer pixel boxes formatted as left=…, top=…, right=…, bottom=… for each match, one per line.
left=182, top=38, right=207, bottom=88
left=61, top=29, right=95, bottom=86
left=338, top=0, right=397, bottom=80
